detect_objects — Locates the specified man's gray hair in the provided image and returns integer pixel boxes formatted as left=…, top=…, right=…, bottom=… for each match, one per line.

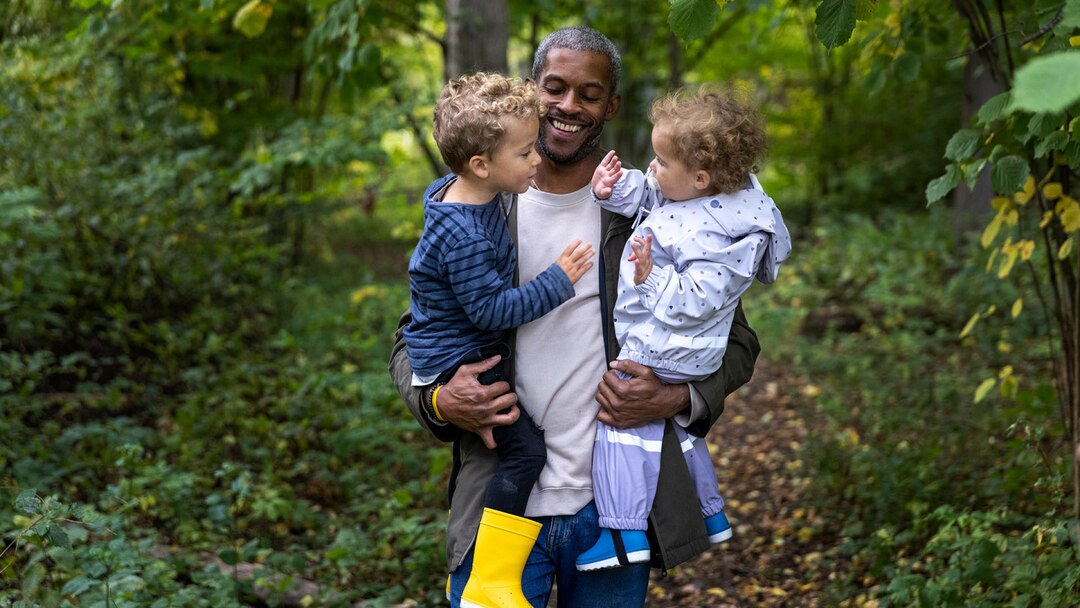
left=532, top=26, right=622, bottom=94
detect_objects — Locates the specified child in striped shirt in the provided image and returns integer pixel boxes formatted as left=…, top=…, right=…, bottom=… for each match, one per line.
left=404, top=72, right=593, bottom=608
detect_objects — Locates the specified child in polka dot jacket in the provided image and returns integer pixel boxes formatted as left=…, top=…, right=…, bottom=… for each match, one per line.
left=576, top=86, right=792, bottom=571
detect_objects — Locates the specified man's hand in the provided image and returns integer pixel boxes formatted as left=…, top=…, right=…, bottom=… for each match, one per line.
left=595, top=359, right=690, bottom=428
left=591, top=149, right=622, bottom=200
left=436, top=355, right=519, bottom=449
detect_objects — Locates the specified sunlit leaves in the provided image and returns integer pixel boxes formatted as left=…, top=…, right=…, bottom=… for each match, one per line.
left=816, top=0, right=858, bottom=49
left=669, top=0, right=720, bottom=41
left=233, top=0, right=272, bottom=38
left=1010, top=51, right=1080, bottom=114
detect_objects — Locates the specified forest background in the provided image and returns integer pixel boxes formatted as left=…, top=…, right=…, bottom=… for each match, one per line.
left=2, top=0, right=1080, bottom=606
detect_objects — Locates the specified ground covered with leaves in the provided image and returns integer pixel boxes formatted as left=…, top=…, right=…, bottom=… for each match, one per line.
left=648, top=360, right=837, bottom=608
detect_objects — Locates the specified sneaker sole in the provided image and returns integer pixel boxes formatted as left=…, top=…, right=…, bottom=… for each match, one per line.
left=575, top=549, right=651, bottom=571
left=709, top=528, right=733, bottom=543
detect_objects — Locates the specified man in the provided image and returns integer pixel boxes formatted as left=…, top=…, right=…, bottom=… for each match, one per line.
left=388, top=26, right=760, bottom=607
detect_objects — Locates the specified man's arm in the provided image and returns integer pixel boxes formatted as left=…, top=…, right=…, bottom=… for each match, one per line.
left=388, top=311, right=520, bottom=448
left=595, top=301, right=760, bottom=434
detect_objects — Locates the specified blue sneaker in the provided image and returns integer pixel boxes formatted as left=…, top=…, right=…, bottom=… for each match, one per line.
left=705, top=511, right=732, bottom=543
left=575, top=528, right=651, bottom=571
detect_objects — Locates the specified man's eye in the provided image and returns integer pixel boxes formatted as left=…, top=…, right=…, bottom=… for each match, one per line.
left=544, top=86, right=564, bottom=95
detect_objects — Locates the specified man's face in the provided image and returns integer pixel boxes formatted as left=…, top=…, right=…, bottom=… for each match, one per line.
left=534, top=48, right=620, bottom=166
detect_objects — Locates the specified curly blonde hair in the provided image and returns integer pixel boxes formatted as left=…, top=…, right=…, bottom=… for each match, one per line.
left=433, top=72, right=548, bottom=173
left=649, top=86, right=766, bottom=194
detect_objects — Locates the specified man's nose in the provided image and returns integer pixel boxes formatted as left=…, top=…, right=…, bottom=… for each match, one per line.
left=556, top=90, right=578, bottom=114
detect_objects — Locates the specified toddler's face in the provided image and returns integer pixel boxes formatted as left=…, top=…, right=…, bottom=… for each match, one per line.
left=488, top=116, right=542, bottom=194
left=647, top=124, right=699, bottom=202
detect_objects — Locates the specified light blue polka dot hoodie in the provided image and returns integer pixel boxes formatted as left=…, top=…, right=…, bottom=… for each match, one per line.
left=595, top=169, right=791, bottom=381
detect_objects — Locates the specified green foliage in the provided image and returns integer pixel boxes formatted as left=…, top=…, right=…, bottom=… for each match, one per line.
left=1010, top=51, right=1080, bottom=114
left=749, top=210, right=1077, bottom=605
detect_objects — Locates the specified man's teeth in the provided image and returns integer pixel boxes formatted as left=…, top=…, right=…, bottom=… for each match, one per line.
left=552, top=120, right=582, bottom=133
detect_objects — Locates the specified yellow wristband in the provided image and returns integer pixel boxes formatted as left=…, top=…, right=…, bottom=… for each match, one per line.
left=431, top=385, right=446, bottom=422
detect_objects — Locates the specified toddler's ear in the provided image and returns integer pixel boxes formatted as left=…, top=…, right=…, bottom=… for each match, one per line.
left=467, top=154, right=490, bottom=180
left=694, top=170, right=712, bottom=192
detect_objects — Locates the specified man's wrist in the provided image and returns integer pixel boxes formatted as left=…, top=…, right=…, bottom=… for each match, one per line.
left=661, top=382, right=692, bottom=418
left=422, top=383, right=448, bottom=424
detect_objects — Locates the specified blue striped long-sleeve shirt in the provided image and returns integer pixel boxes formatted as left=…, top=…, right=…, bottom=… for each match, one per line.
left=405, top=174, right=575, bottom=379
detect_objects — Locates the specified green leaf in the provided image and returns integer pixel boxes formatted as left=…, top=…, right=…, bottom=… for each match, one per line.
left=856, top=0, right=877, bottom=20
left=990, top=156, right=1029, bottom=194
left=1062, top=0, right=1080, bottom=29
left=816, top=0, right=858, bottom=49
left=945, top=129, right=980, bottom=161
left=1035, top=130, right=1069, bottom=158
left=976, top=92, right=1012, bottom=124
left=47, top=525, right=72, bottom=549
left=925, top=165, right=961, bottom=205
left=669, top=0, right=719, bottom=42
left=62, top=576, right=99, bottom=597
left=1010, top=52, right=1080, bottom=114
left=15, top=489, right=42, bottom=516
left=1028, top=112, right=1065, bottom=139
left=1067, top=141, right=1080, bottom=169
left=974, top=378, right=996, bottom=403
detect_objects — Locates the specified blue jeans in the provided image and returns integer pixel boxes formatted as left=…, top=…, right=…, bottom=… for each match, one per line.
left=448, top=501, right=650, bottom=607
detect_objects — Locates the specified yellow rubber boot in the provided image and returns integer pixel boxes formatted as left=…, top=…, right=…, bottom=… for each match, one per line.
left=460, top=508, right=542, bottom=608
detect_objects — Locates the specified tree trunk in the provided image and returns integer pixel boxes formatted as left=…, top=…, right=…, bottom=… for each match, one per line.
left=951, top=53, right=1001, bottom=242
left=444, top=0, right=508, bottom=81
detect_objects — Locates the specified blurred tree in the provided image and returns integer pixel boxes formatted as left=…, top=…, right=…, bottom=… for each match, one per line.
left=445, top=0, right=509, bottom=80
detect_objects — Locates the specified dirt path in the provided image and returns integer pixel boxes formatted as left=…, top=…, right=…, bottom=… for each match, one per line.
left=647, top=359, right=830, bottom=607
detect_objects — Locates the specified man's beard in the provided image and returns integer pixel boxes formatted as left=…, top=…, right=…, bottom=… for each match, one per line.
left=537, top=123, right=605, bottom=165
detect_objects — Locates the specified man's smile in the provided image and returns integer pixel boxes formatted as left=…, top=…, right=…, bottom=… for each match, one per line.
left=550, top=119, right=583, bottom=133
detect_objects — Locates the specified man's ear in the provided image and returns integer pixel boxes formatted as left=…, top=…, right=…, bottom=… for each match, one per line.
left=604, top=93, right=621, bottom=121
left=467, top=154, right=490, bottom=180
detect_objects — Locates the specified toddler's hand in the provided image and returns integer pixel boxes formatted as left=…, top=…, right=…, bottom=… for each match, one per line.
left=591, top=150, right=622, bottom=200
left=628, top=235, right=653, bottom=285
left=555, top=239, right=595, bottom=284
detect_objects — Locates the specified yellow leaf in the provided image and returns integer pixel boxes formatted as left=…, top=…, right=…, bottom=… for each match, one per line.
left=1017, top=239, right=1035, bottom=261
left=993, top=248, right=1010, bottom=276
left=998, top=365, right=1013, bottom=379
left=1072, top=35, right=1080, bottom=47
left=980, top=214, right=1003, bottom=248
left=1043, top=182, right=1063, bottom=199
left=985, top=304, right=996, bottom=316
left=959, top=312, right=980, bottom=338
left=1011, top=298, right=1023, bottom=319
left=1000, top=375, right=1018, bottom=398
left=233, top=0, right=272, bottom=38
left=1040, top=210, right=1054, bottom=228
left=1013, top=175, right=1035, bottom=205
left=1059, top=238, right=1074, bottom=260
left=997, top=340, right=1013, bottom=353
left=1059, top=198, right=1080, bottom=232
left=985, top=248, right=998, bottom=272
left=990, top=196, right=1012, bottom=211
left=974, top=378, right=996, bottom=403
left=1005, top=209, right=1019, bottom=226
left=998, top=246, right=1018, bottom=278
